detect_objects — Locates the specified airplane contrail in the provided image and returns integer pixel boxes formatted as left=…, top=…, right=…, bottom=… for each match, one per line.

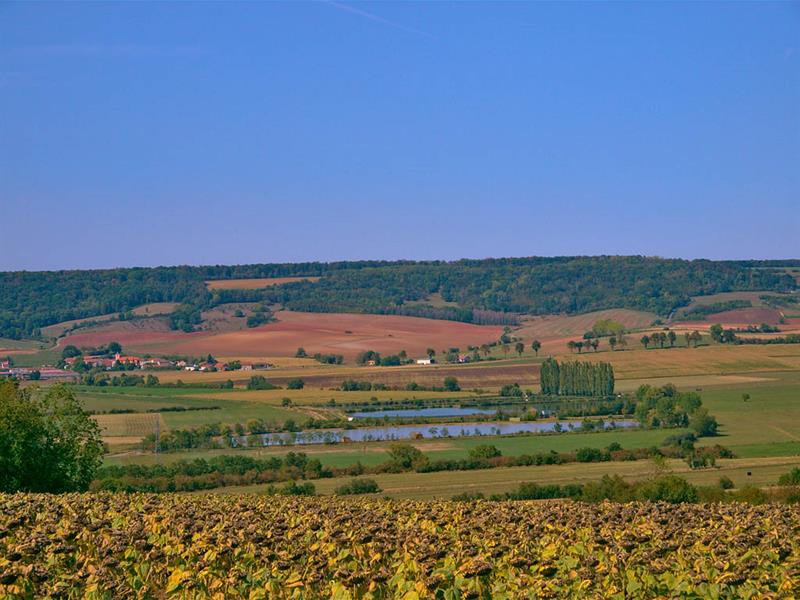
left=322, top=0, right=437, bottom=39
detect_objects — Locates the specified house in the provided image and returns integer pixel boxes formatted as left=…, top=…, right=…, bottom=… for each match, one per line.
left=415, top=358, right=433, bottom=365
left=457, top=354, right=471, bottom=364
left=114, top=353, right=141, bottom=366
left=240, top=364, right=253, bottom=371
left=0, top=360, right=10, bottom=370
left=366, top=360, right=377, bottom=366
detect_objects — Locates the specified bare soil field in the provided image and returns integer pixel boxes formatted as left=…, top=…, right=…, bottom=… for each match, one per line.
left=273, top=361, right=540, bottom=390
left=705, top=307, right=784, bottom=325
left=205, top=276, right=320, bottom=290
left=153, top=357, right=538, bottom=390
left=59, top=310, right=504, bottom=360
left=682, top=291, right=774, bottom=308
left=162, top=311, right=504, bottom=359
left=57, top=318, right=199, bottom=352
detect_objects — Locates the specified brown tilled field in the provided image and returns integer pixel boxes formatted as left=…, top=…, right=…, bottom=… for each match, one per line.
left=205, top=277, right=320, bottom=290
left=704, top=307, right=785, bottom=325
left=59, top=310, right=505, bottom=360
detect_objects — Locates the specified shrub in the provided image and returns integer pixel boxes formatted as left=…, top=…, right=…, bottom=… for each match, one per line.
left=387, top=443, right=427, bottom=470
left=287, top=378, right=305, bottom=390
left=334, top=478, right=381, bottom=495
left=247, top=376, right=278, bottom=390
left=275, top=481, right=316, bottom=496
left=635, top=475, right=698, bottom=503
left=469, top=445, right=502, bottom=460
left=579, top=475, right=634, bottom=503
left=778, top=467, right=800, bottom=486
left=575, top=447, right=609, bottom=463
left=451, top=491, right=486, bottom=501
left=443, top=377, right=460, bottom=392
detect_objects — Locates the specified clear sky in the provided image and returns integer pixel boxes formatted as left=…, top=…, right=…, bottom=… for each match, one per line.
left=1, top=1, right=798, bottom=271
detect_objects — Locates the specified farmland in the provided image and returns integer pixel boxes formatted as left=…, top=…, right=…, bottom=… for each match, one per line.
left=56, top=310, right=505, bottom=360
left=2, top=494, right=799, bottom=598
left=88, top=363, right=800, bottom=499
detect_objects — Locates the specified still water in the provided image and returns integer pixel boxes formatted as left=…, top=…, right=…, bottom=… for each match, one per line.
left=237, top=419, right=638, bottom=447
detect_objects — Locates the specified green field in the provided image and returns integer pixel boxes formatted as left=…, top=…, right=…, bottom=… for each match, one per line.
left=696, top=371, right=800, bottom=456
left=206, top=455, right=800, bottom=499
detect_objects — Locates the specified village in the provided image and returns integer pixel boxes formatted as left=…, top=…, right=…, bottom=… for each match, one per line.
left=0, top=351, right=273, bottom=382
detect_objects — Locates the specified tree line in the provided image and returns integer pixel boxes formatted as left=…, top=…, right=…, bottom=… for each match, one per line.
left=540, top=359, right=615, bottom=397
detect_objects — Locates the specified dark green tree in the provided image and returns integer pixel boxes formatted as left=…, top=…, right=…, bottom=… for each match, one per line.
left=443, top=377, right=460, bottom=392
left=0, top=382, right=104, bottom=492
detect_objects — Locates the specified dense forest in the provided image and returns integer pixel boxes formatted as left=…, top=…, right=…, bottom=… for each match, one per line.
left=0, top=257, right=796, bottom=339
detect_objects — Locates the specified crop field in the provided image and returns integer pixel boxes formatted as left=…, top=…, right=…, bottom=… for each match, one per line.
left=184, top=388, right=478, bottom=406
left=93, top=412, right=164, bottom=438
left=205, top=276, right=321, bottom=290
left=559, top=343, right=800, bottom=379
left=2, top=494, right=799, bottom=598
left=58, top=310, right=505, bottom=360
left=151, top=360, right=542, bottom=390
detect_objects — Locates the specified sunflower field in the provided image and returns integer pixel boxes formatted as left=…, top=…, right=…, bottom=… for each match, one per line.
left=1, top=493, right=798, bottom=598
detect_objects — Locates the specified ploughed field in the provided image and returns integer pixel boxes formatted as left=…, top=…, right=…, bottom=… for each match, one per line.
left=57, top=311, right=504, bottom=360
left=2, top=494, right=799, bottom=598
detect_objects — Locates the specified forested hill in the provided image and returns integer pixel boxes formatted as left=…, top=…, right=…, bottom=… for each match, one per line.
left=1, top=257, right=797, bottom=339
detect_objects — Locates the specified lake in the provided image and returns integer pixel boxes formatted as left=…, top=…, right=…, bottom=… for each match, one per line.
left=236, top=419, right=638, bottom=447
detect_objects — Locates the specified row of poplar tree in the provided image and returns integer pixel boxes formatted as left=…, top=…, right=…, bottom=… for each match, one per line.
left=540, top=358, right=615, bottom=397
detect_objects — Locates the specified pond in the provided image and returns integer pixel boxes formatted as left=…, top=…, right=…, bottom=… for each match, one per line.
left=235, top=419, right=639, bottom=447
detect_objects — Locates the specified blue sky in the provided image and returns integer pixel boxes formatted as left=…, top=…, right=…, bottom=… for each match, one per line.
left=1, top=1, right=798, bottom=270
